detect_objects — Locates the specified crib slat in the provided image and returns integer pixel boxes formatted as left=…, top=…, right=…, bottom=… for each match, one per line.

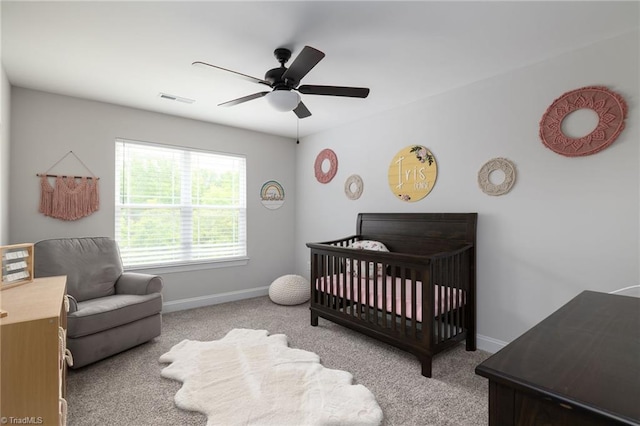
left=463, top=250, right=470, bottom=337
left=453, top=254, right=464, bottom=335
left=442, top=257, right=447, bottom=340
left=446, top=258, right=451, bottom=338
left=330, top=254, right=336, bottom=309
left=382, top=263, right=388, bottom=329
left=442, top=257, right=448, bottom=340
left=450, top=256, right=455, bottom=338
left=450, top=254, right=456, bottom=336
left=329, top=255, right=333, bottom=308
left=452, top=254, right=457, bottom=337
left=356, top=256, right=363, bottom=320
left=337, top=254, right=343, bottom=312
left=373, top=260, right=379, bottom=326
left=327, top=254, right=332, bottom=310
left=433, top=259, right=439, bottom=343
left=318, top=255, right=329, bottom=305
left=447, top=256, right=452, bottom=340
left=312, top=252, right=318, bottom=304
left=337, top=255, right=342, bottom=308
left=391, top=265, right=397, bottom=332
left=349, top=258, right=355, bottom=319
left=431, top=261, right=436, bottom=343
left=326, top=256, right=336, bottom=308
left=400, top=267, right=407, bottom=336
left=437, top=258, right=444, bottom=344
left=460, top=251, right=466, bottom=338
left=411, top=268, right=417, bottom=339
left=365, top=259, right=371, bottom=323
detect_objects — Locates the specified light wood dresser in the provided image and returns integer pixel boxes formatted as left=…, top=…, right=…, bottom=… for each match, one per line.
left=1, top=275, right=69, bottom=426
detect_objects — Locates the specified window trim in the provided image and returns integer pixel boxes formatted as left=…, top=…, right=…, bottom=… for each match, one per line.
left=123, top=256, right=250, bottom=275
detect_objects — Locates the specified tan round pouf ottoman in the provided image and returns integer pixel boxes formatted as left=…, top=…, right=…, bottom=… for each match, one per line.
left=268, top=274, right=310, bottom=305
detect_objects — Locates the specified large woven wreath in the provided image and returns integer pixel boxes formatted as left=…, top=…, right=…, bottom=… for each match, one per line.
left=539, top=86, right=627, bottom=157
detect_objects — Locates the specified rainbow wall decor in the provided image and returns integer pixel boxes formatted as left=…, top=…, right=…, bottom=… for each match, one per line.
left=260, top=180, right=285, bottom=210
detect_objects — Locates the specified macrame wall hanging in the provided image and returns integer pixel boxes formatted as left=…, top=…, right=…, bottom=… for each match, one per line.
left=37, top=151, right=100, bottom=221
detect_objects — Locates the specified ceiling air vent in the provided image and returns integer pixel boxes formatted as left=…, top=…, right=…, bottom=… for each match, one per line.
left=158, top=93, right=195, bottom=104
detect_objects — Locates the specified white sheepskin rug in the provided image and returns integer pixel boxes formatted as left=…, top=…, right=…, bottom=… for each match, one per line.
left=159, top=328, right=383, bottom=426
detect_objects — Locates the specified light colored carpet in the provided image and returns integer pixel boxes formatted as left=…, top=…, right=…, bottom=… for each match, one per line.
left=159, top=328, right=383, bottom=425
left=66, top=296, right=490, bottom=425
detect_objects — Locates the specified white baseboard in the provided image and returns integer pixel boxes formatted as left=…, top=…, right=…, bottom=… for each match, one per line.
left=476, top=334, right=508, bottom=354
left=162, top=286, right=270, bottom=313
left=164, top=291, right=511, bottom=354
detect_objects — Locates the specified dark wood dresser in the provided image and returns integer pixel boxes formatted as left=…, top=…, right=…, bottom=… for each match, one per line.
left=476, top=291, right=640, bottom=425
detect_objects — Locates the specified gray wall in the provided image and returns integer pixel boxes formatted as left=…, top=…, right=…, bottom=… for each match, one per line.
left=295, top=31, right=639, bottom=351
left=9, top=88, right=297, bottom=306
left=0, top=64, right=9, bottom=245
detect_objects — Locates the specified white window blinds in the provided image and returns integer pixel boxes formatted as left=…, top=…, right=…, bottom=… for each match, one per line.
left=115, top=138, right=247, bottom=268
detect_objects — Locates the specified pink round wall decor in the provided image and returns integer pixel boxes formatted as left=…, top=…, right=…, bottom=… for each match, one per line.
left=314, top=149, right=338, bottom=184
left=539, top=86, right=627, bottom=157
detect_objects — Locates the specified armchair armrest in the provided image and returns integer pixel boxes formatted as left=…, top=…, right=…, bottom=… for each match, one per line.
left=115, top=272, right=163, bottom=295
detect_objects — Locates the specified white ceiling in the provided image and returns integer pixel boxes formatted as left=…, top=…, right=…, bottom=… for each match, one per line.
left=2, top=1, right=638, bottom=139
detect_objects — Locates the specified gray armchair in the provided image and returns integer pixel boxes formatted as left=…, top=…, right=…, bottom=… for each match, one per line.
left=34, top=237, right=163, bottom=368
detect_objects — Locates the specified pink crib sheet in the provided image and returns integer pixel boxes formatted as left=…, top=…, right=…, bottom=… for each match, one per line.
left=316, top=274, right=464, bottom=322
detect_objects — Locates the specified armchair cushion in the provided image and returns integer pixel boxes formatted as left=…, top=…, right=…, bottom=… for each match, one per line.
left=34, top=237, right=123, bottom=302
left=68, top=293, right=163, bottom=338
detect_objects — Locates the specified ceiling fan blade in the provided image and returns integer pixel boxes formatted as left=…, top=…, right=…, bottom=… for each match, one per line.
left=218, top=92, right=269, bottom=107
left=293, top=101, right=312, bottom=119
left=193, top=61, right=271, bottom=87
left=298, top=85, right=370, bottom=98
left=282, top=46, right=325, bottom=86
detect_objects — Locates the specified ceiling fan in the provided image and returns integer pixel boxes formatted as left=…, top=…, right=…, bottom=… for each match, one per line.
left=193, top=46, right=370, bottom=119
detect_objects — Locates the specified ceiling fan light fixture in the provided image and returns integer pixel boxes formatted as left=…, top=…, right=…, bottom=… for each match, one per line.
left=265, top=90, right=301, bottom=112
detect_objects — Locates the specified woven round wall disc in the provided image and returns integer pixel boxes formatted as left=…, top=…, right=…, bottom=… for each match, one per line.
left=478, top=157, right=516, bottom=196
left=314, top=149, right=338, bottom=184
left=344, top=174, right=363, bottom=200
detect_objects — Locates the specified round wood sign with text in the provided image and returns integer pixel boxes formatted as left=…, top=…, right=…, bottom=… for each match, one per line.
left=387, top=145, right=437, bottom=202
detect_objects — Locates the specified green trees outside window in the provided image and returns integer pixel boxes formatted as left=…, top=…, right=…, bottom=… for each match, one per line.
left=115, top=139, right=246, bottom=267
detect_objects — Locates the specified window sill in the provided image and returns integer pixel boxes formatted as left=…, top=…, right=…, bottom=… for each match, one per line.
left=124, top=256, right=249, bottom=275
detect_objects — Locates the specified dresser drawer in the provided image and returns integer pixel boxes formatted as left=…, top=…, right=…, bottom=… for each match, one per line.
left=515, top=392, right=619, bottom=426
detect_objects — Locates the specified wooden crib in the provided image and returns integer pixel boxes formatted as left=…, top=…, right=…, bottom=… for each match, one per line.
left=306, top=213, right=477, bottom=377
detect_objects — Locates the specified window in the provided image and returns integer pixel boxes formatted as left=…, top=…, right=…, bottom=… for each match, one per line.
left=115, top=138, right=247, bottom=268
